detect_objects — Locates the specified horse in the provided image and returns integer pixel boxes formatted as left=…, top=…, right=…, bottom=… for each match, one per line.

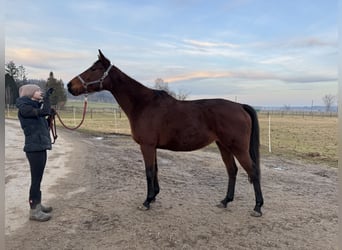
left=67, top=50, right=264, bottom=217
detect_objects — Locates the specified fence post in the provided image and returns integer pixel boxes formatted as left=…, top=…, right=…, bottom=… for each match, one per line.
left=268, top=114, right=272, bottom=153
left=113, top=108, right=117, bottom=133
left=73, top=107, right=76, bottom=126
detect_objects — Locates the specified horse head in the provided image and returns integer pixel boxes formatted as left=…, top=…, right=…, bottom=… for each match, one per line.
left=68, top=50, right=112, bottom=96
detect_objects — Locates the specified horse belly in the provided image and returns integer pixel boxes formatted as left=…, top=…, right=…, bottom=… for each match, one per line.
left=158, top=129, right=216, bottom=151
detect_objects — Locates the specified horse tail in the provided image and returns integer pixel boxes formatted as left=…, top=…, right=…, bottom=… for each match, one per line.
left=242, top=104, right=260, bottom=182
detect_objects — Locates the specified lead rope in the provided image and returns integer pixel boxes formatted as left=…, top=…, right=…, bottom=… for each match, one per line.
left=49, top=113, right=58, bottom=144
left=49, top=95, right=88, bottom=143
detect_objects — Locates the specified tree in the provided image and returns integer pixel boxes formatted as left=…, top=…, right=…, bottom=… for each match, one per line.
left=153, top=78, right=189, bottom=100
left=154, top=78, right=176, bottom=97
left=5, top=61, right=28, bottom=85
left=5, top=61, right=18, bottom=79
left=176, top=90, right=189, bottom=101
left=17, top=65, right=28, bottom=84
left=322, top=94, right=336, bottom=112
left=45, top=71, right=67, bottom=108
left=5, top=61, right=28, bottom=105
left=5, top=73, right=19, bottom=105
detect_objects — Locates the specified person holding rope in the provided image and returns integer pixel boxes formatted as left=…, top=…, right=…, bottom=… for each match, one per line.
left=16, top=84, right=55, bottom=222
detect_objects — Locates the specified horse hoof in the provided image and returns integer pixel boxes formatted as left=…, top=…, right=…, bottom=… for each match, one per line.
left=138, top=201, right=150, bottom=211
left=216, top=202, right=227, bottom=208
left=250, top=210, right=262, bottom=217
left=137, top=205, right=149, bottom=211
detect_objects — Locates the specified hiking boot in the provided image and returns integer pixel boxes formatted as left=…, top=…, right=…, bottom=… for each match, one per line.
left=41, top=204, right=53, bottom=213
left=29, top=204, right=51, bottom=222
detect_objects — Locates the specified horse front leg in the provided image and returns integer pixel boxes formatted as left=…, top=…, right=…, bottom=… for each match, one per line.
left=140, top=145, right=157, bottom=210
left=216, top=142, right=238, bottom=208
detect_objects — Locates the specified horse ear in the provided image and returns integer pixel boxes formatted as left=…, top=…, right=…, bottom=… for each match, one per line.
left=98, top=49, right=110, bottom=66
left=98, top=49, right=104, bottom=60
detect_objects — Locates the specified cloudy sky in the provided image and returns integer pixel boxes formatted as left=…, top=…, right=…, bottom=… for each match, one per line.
left=5, top=0, right=338, bottom=106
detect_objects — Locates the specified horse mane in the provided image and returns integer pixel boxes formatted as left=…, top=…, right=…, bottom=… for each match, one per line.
left=153, top=89, right=169, bottom=97
left=152, top=89, right=177, bottom=101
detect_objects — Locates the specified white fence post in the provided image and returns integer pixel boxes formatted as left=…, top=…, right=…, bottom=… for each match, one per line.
left=113, top=108, right=117, bottom=133
left=73, top=107, right=76, bottom=126
left=268, top=114, right=272, bottom=153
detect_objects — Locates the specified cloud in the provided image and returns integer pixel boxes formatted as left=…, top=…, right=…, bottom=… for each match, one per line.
left=259, top=56, right=296, bottom=65
left=5, top=47, right=93, bottom=80
left=177, top=38, right=247, bottom=59
left=281, top=75, right=337, bottom=84
left=164, top=69, right=337, bottom=85
left=291, top=37, right=337, bottom=48
left=165, top=71, right=233, bottom=82
left=183, top=39, right=239, bottom=48
left=250, top=35, right=337, bottom=50
left=6, top=48, right=88, bottom=65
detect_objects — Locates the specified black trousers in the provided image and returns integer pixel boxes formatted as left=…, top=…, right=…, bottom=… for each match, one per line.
left=26, top=150, right=47, bottom=209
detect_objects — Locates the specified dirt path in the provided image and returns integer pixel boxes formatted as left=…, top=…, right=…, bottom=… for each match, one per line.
left=5, top=121, right=338, bottom=249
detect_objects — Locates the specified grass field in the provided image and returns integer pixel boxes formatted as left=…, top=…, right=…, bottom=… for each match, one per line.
left=6, top=101, right=338, bottom=167
left=258, top=113, right=337, bottom=167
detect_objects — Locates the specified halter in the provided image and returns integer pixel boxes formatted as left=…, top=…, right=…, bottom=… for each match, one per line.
left=77, top=64, right=113, bottom=92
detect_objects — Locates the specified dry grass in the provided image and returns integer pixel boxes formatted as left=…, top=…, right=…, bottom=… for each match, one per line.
left=258, top=113, right=338, bottom=167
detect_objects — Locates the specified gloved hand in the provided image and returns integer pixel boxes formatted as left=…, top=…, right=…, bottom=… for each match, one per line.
left=38, top=101, right=52, bottom=116
left=45, top=88, right=54, bottom=97
left=39, top=90, right=53, bottom=116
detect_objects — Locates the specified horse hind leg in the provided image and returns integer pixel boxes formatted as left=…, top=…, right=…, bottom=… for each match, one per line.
left=151, top=153, right=160, bottom=202
left=233, top=150, right=263, bottom=217
left=216, top=142, right=238, bottom=208
left=251, top=175, right=263, bottom=217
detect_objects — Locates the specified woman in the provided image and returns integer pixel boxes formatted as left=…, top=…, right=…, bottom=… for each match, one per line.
left=16, top=84, right=54, bottom=222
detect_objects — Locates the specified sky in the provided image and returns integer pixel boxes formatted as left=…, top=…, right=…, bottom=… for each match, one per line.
left=5, top=0, right=338, bottom=107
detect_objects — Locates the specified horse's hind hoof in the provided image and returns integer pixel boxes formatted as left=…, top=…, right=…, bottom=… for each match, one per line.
left=138, top=205, right=150, bottom=211
left=216, top=201, right=227, bottom=208
left=250, top=210, right=262, bottom=217
left=138, top=201, right=151, bottom=211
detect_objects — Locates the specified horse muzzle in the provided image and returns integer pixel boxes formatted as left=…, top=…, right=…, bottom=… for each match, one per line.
left=67, top=81, right=81, bottom=96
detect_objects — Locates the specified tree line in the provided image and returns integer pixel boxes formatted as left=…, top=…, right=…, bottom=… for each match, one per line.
left=5, top=61, right=67, bottom=108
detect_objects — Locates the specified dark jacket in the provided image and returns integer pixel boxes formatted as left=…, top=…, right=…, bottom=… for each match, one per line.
left=15, top=96, right=52, bottom=152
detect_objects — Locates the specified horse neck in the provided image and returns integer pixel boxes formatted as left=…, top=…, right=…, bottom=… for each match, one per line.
left=106, top=66, right=152, bottom=118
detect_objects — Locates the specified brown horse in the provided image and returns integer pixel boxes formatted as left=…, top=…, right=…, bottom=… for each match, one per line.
left=67, top=50, right=264, bottom=217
